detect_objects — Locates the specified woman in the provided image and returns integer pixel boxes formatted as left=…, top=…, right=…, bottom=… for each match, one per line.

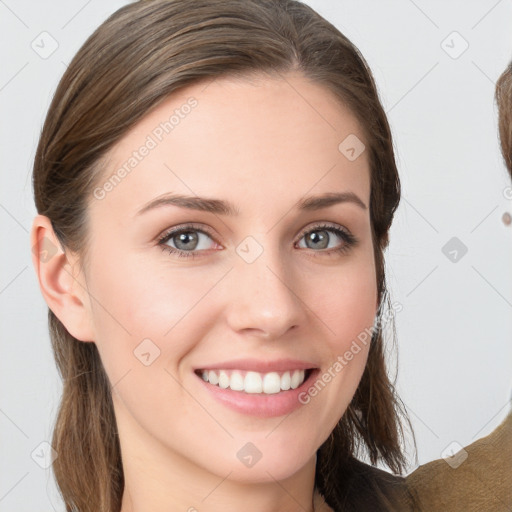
left=30, top=0, right=417, bottom=510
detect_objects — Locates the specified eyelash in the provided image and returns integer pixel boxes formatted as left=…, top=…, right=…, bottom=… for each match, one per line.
left=157, top=222, right=358, bottom=259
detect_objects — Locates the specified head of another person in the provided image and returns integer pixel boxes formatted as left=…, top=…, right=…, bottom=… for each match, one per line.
left=496, top=62, right=512, bottom=179
left=30, top=0, right=411, bottom=510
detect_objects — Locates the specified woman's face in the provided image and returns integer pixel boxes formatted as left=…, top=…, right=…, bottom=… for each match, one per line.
left=75, top=71, right=377, bottom=482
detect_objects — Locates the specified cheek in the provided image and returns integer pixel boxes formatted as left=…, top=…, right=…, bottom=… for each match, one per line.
left=300, top=253, right=377, bottom=425
left=85, top=247, right=229, bottom=377
left=316, top=255, right=378, bottom=354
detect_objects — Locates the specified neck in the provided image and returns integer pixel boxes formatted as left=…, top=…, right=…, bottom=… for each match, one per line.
left=115, top=398, right=319, bottom=512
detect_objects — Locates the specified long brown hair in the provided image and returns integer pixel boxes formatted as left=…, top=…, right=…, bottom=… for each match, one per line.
left=32, top=1, right=414, bottom=510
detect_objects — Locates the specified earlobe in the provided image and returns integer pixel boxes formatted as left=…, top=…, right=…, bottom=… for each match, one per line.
left=30, top=214, right=95, bottom=343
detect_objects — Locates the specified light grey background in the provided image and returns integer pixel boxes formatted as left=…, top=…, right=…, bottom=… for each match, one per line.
left=1, top=0, right=512, bottom=510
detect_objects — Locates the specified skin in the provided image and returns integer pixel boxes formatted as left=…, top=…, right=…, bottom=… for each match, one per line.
left=31, top=70, right=378, bottom=512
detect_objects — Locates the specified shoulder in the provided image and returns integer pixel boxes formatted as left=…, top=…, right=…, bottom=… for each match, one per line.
left=333, top=457, right=418, bottom=511
left=406, top=407, right=512, bottom=511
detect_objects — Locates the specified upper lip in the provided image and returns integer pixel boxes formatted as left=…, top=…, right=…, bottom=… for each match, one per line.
left=195, top=358, right=318, bottom=373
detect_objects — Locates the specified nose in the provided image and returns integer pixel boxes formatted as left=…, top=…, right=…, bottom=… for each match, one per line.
left=224, top=241, right=306, bottom=340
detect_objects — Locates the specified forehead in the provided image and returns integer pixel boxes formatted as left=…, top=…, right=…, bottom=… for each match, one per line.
left=91, top=71, right=370, bottom=219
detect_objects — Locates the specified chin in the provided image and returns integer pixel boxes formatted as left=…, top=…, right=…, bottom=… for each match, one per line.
left=207, top=436, right=317, bottom=484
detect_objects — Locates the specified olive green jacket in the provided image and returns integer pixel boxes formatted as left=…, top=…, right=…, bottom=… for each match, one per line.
left=406, top=408, right=512, bottom=511
left=317, top=407, right=511, bottom=511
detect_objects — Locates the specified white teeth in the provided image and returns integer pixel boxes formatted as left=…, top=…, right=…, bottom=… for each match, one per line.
left=262, top=372, right=281, bottom=394
left=199, top=368, right=307, bottom=394
left=208, top=370, right=219, bottom=385
left=281, top=371, right=291, bottom=390
left=244, top=371, right=262, bottom=393
left=218, top=371, right=230, bottom=389
left=290, top=370, right=302, bottom=389
left=229, top=371, right=245, bottom=391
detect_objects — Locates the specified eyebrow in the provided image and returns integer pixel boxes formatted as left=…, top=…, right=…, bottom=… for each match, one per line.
left=135, top=191, right=367, bottom=217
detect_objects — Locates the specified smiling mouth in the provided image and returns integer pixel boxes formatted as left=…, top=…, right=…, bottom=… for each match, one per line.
left=194, top=368, right=315, bottom=394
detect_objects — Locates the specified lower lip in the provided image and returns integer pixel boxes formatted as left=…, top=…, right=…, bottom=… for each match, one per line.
left=195, top=369, right=320, bottom=418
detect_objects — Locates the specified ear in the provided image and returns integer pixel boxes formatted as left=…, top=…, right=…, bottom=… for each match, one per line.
left=30, top=214, right=95, bottom=342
